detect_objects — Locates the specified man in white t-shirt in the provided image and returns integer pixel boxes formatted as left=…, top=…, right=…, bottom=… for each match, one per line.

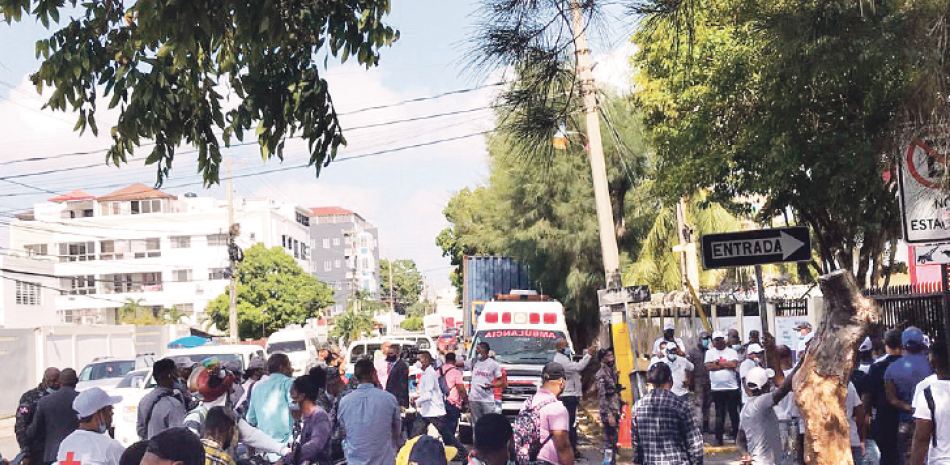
left=846, top=381, right=867, bottom=464
left=652, top=321, right=686, bottom=358
left=649, top=342, right=694, bottom=398
left=57, top=387, right=125, bottom=465
left=466, top=342, right=506, bottom=424
left=738, top=366, right=795, bottom=465
left=705, top=330, right=741, bottom=446
left=911, top=341, right=950, bottom=465
left=739, top=344, right=765, bottom=406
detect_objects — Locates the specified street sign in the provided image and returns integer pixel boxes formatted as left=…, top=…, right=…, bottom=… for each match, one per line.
left=701, top=226, right=811, bottom=269
left=913, top=242, right=950, bottom=265
left=898, top=139, right=950, bottom=243
left=597, top=285, right=650, bottom=307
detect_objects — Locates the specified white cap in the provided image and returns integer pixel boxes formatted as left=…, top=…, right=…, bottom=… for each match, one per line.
left=663, top=321, right=676, bottom=331
left=858, top=337, right=872, bottom=352
left=73, top=387, right=122, bottom=419
left=745, top=367, right=775, bottom=390
left=712, top=330, right=726, bottom=340
left=746, top=343, right=764, bottom=354
left=666, top=342, right=678, bottom=352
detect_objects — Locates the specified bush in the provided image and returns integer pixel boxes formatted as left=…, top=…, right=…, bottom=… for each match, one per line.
left=401, top=317, right=424, bottom=331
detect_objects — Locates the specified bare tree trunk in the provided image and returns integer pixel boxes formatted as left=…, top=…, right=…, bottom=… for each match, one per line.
left=882, top=238, right=898, bottom=289
left=794, top=270, right=880, bottom=464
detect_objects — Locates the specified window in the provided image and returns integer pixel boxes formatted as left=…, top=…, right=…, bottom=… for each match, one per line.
left=334, top=260, right=341, bottom=269
left=209, top=268, right=229, bottom=280
left=282, top=235, right=288, bottom=248
left=301, top=244, right=309, bottom=261
left=100, top=238, right=161, bottom=260
left=173, top=270, right=193, bottom=282
left=333, top=238, right=340, bottom=246
left=105, top=273, right=162, bottom=293
left=62, top=275, right=96, bottom=295
left=24, top=244, right=48, bottom=257
left=323, top=238, right=330, bottom=249
left=59, top=242, right=95, bottom=262
left=361, top=257, right=370, bottom=270
left=324, top=261, right=332, bottom=272
left=130, top=199, right=162, bottom=215
left=293, top=239, right=300, bottom=259
left=59, top=308, right=102, bottom=324
left=16, top=281, right=41, bottom=305
left=174, top=303, right=194, bottom=316
left=207, top=234, right=228, bottom=246
left=360, top=236, right=369, bottom=248
left=170, top=236, right=191, bottom=248
left=296, top=212, right=310, bottom=226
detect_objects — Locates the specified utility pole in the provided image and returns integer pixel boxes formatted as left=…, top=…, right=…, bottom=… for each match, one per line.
left=388, top=260, right=396, bottom=333
left=227, top=156, right=239, bottom=343
left=570, top=0, right=622, bottom=346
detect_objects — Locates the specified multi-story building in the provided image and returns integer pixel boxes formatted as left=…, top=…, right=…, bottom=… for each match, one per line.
left=309, top=207, right=380, bottom=316
left=9, top=184, right=313, bottom=327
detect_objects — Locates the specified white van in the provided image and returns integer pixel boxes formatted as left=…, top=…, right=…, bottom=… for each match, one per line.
left=265, top=326, right=320, bottom=376
left=423, top=314, right=444, bottom=339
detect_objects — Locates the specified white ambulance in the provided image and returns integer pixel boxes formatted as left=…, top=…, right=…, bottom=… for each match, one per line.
left=466, top=292, right=574, bottom=413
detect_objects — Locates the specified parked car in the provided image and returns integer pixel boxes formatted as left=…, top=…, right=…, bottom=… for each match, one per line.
left=437, top=333, right=458, bottom=353
left=76, top=355, right=155, bottom=391
left=111, top=345, right=266, bottom=446
left=265, top=326, right=321, bottom=376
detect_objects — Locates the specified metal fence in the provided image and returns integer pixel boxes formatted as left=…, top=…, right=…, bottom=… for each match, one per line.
left=864, top=283, right=948, bottom=344
left=775, top=299, right=808, bottom=317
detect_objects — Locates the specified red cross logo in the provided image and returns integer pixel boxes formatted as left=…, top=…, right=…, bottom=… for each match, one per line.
left=60, top=452, right=81, bottom=465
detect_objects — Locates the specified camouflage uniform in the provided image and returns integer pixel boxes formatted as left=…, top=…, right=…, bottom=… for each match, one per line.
left=596, top=363, right=622, bottom=449
left=15, top=385, right=48, bottom=465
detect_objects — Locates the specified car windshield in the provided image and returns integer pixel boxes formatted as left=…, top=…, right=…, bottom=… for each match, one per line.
left=115, top=371, right=147, bottom=388
left=267, top=340, right=306, bottom=354
left=171, top=354, right=243, bottom=369
left=472, top=330, right=566, bottom=365
left=79, top=361, right=137, bottom=381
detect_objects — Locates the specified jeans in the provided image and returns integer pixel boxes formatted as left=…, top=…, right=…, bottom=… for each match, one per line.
left=864, top=439, right=881, bottom=465
left=561, top=395, right=580, bottom=451
left=470, top=401, right=498, bottom=425
left=711, top=389, right=740, bottom=445
left=897, top=421, right=915, bottom=465
left=442, top=402, right=468, bottom=456
left=853, top=447, right=865, bottom=465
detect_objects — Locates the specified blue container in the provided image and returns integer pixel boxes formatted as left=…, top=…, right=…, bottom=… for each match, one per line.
left=461, top=256, right=533, bottom=338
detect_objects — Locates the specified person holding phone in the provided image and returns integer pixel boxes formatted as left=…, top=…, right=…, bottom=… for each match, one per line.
left=467, top=342, right=507, bottom=424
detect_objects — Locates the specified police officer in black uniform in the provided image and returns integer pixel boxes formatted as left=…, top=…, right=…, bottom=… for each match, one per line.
left=15, top=367, right=60, bottom=465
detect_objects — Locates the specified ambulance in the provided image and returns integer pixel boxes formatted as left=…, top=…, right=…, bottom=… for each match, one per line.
left=465, top=292, right=574, bottom=414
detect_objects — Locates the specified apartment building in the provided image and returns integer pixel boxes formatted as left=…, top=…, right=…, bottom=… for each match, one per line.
left=9, top=184, right=313, bottom=327
left=309, top=207, right=380, bottom=316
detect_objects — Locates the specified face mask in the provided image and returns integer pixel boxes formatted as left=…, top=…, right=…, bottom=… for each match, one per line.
left=289, top=401, right=301, bottom=414
left=701, top=339, right=710, bottom=349
left=97, top=421, right=108, bottom=434
left=46, top=387, right=56, bottom=394
left=732, top=344, right=742, bottom=351
left=386, top=354, right=397, bottom=362
left=667, top=353, right=678, bottom=362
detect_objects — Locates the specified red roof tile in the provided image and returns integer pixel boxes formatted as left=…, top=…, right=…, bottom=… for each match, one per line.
left=310, top=206, right=354, bottom=217
left=48, top=189, right=96, bottom=202
left=97, top=183, right=177, bottom=201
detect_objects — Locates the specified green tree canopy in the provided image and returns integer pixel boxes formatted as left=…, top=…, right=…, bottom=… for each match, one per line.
left=1, top=0, right=399, bottom=185
left=400, top=317, right=423, bottom=332
left=379, top=259, right=423, bottom=314
left=208, top=244, right=334, bottom=339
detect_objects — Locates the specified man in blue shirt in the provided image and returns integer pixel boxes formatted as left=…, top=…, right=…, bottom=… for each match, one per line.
left=247, top=354, right=295, bottom=447
left=338, top=358, right=402, bottom=465
left=885, top=326, right=934, bottom=464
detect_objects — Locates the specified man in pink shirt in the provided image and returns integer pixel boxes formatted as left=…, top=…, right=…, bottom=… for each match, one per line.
left=439, top=352, right=468, bottom=457
left=528, top=362, right=573, bottom=465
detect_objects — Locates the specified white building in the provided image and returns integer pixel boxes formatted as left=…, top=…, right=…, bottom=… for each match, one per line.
left=9, top=184, right=313, bottom=327
left=0, top=255, right=59, bottom=327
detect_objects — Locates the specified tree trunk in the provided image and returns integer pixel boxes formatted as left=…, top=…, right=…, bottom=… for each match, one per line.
left=794, top=270, right=880, bottom=464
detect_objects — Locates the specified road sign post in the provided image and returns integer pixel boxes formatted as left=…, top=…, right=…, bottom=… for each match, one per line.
left=899, top=139, right=950, bottom=243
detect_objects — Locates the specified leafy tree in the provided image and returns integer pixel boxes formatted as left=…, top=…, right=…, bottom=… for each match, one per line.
left=379, top=259, right=424, bottom=314
left=405, top=301, right=432, bottom=319
left=1, top=0, right=399, bottom=185
left=632, top=0, right=908, bottom=285
left=207, top=244, right=334, bottom=339
left=438, top=95, right=654, bottom=343
left=400, top=317, right=423, bottom=332
left=119, top=298, right=188, bottom=325
left=331, top=305, right=374, bottom=347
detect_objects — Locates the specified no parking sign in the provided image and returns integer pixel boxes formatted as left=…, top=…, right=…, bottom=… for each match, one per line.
left=898, top=139, right=950, bottom=243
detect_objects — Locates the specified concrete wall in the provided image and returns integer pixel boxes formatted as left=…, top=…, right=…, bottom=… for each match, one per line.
left=0, top=328, right=38, bottom=417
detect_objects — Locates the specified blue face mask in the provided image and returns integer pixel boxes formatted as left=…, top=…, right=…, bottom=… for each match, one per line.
left=46, top=387, right=56, bottom=394
left=701, top=339, right=710, bottom=349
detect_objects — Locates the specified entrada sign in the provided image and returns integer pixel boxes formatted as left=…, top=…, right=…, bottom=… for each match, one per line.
left=701, top=227, right=811, bottom=269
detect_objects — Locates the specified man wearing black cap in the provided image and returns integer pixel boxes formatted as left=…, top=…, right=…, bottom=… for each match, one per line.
left=522, top=362, right=573, bottom=465
left=140, top=427, right=205, bottom=465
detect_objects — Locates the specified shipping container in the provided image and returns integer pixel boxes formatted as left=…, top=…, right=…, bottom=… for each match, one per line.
left=461, top=256, right=533, bottom=338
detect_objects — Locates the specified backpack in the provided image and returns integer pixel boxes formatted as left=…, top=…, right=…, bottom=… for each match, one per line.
left=512, top=395, right=558, bottom=465
left=438, top=365, right=457, bottom=397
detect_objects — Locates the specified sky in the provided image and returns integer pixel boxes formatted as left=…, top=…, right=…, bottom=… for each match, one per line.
left=0, top=1, right=636, bottom=294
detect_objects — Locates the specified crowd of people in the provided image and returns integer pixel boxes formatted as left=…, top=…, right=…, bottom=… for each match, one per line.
left=636, top=321, right=950, bottom=465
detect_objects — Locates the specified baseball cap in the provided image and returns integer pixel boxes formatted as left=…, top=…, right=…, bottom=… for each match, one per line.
left=712, top=330, right=726, bottom=340
left=666, top=342, right=678, bottom=353
left=663, top=321, right=675, bottom=331
left=858, top=336, right=872, bottom=352
left=744, top=367, right=775, bottom=391
left=902, top=327, right=925, bottom=348
left=746, top=343, right=764, bottom=354
left=73, top=387, right=122, bottom=419
left=794, top=321, right=812, bottom=330
left=542, top=362, right=566, bottom=380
